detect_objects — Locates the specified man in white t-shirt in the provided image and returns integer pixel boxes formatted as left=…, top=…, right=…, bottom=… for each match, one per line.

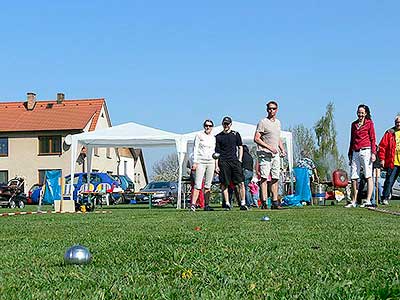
left=254, top=100, right=286, bottom=209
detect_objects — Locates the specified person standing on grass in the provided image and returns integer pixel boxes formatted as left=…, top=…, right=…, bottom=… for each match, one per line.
left=297, top=150, right=319, bottom=183
left=190, top=119, right=217, bottom=212
left=248, top=178, right=260, bottom=207
left=254, top=100, right=287, bottom=210
left=215, top=116, right=248, bottom=210
left=379, top=114, right=400, bottom=205
left=346, top=104, right=376, bottom=208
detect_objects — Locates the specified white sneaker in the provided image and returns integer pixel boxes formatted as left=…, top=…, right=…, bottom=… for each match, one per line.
left=345, top=202, right=357, bottom=208
left=360, top=202, right=372, bottom=208
left=190, top=205, right=196, bottom=212
left=382, top=200, right=389, bottom=205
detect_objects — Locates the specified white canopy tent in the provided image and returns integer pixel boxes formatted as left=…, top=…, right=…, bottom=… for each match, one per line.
left=183, top=121, right=294, bottom=173
left=183, top=121, right=294, bottom=194
left=68, top=122, right=187, bottom=208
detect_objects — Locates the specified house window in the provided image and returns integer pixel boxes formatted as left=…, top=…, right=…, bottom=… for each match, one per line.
left=39, top=136, right=61, bottom=155
left=0, top=170, right=8, bottom=184
left=94, top=147, right=99, bottom=156
left=38, top=169, right=61, bottom=185
left=0, top=138, right=8, bottom=157
left=106, top=148, right=111, bottom=158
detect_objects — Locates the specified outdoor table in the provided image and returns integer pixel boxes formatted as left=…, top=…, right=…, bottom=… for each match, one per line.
left=132, top=191, right=158, bottom=209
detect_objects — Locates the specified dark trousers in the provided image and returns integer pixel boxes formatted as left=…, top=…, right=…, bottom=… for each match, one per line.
left=383, top=166, right=400, bottom=200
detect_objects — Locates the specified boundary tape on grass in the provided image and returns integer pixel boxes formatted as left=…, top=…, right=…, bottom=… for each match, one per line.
left=367, top=207, right=400, bottom=216
left=0, top=210, right=112, bottom=218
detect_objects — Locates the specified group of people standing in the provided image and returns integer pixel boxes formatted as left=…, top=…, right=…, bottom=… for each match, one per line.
left=189, top=100, right=286, bottom=211
left=347, top=105, right=400, bottom=207
left=188, top=101, right=400, bottom=211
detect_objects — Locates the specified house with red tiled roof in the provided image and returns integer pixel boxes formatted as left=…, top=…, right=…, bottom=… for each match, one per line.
left=0, top=92, right=147, bottom=191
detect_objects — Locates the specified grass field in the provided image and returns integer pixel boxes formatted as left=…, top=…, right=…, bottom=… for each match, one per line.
left=0, top=203, right=399, bottom=300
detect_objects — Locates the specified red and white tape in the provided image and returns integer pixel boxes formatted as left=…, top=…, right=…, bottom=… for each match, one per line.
left=0, top=210, right=112, bottom=217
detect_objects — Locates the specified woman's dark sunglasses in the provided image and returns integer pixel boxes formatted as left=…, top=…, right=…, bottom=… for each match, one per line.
left=204, top=124, right=213, bottom=128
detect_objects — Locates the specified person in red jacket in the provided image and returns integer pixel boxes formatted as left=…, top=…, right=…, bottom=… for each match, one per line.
left=346, top=104, right=376, bottom=208
left=379, top=115, right=400, bottom=205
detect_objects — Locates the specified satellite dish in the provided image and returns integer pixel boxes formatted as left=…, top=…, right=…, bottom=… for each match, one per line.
left=64, top=134, right=72, bottom=146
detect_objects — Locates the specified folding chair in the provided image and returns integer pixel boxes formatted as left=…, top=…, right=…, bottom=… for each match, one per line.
left=95, top=183, right=112, bottom=206
left=78, top=183, right=95, bottom=204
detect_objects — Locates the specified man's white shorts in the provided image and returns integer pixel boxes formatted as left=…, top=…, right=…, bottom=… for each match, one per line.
left=350, top=148, right=372, bottom=180
left=258, top=152, right=280, bottom=180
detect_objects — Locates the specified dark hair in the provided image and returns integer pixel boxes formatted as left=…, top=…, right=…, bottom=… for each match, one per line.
left=358, top=104, right=371, bottom=120
left=267, top=100, right=278, bottom=109
left=203, top=119, right=214, bottom=127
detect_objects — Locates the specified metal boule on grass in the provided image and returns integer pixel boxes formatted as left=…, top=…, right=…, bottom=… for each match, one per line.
left=261, top=216, right=270, bottom=221
left=64, top=245, right=92, bottom=265
left=212, top=152, right=220, bottom=159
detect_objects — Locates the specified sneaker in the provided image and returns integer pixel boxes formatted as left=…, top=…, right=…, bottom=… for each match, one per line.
left=261, top=202, right=268, bottom=209
left=344, top=202, right=357, bottom=208
left=224, top=203, right=232, bottom=211
left=382, top=200, right=389, bottom=205
left=189, top=205, right=196, bottom=212
left=360, top=202, right=372, bottom=208
left=204, top=205, right=214, bottom=211
left=239, top=205, right=249, bottom=210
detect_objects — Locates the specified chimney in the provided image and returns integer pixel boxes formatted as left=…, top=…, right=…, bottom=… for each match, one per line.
left=26, top=92, right=36, bottom=110
left=56, top=93, right=65, bottom=104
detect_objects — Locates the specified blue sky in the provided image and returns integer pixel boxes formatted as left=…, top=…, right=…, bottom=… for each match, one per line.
left=1, top=1, right=399, bottom=176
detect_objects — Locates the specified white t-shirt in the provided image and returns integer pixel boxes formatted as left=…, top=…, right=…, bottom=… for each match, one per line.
left=256, top=117, right=281, bottom=154
left=193, top=131, right=216, bottom=163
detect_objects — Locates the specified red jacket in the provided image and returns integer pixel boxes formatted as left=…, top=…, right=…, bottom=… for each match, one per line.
left=348, top=119, right=376, bottom=156
left=378, top=127, right=397, bottom=169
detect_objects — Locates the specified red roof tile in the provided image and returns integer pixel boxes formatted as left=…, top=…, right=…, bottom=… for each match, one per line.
left=0, top=99, right=106, bottom=132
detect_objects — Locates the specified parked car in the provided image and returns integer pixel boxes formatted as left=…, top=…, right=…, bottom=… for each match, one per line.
left=112, top=175, right=135, bottom=203
left=64, top=172, right=121, bottom=201
left=135, top=181, right=178, bottom=205
left=27, top=183, right=42, bottom=204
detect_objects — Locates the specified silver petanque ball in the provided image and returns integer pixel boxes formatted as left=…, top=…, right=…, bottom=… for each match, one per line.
left=261, top=216, right=270, bottom=221
left=212, top=152, right=220, bottom=159
left=64, top=245, right=92, bottom=265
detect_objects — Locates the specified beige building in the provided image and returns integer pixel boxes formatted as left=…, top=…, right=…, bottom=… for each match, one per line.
left=118, top=148, right=148, bottom=191
left=0, top=92, right=147, bottom=191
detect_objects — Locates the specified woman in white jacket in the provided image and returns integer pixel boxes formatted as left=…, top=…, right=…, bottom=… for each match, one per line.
left=190, top=119, right=217, bottom=211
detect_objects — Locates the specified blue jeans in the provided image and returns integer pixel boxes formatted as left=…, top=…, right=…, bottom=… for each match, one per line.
left=243, top=169, right=253, bottom=206
left=383, top=166, right=400, bottom=200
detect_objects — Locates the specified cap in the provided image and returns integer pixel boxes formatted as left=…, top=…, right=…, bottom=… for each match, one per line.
left=222, top=116, right=232, bottom=124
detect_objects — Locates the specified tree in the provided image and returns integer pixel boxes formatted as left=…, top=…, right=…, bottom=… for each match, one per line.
left=152, top=153, right=179, bottom=181
left=290, top=124, right=316, bottom=163
left=313, top=102, right=345, bottom=180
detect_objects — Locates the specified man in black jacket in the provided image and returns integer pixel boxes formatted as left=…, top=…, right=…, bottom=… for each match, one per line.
left=215, top=116, right=248, bottom=210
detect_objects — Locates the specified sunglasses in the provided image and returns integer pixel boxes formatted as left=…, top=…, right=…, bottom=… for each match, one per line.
left=223, top=123, right=231, bottom=126
left=204, top=124, right=213, bottom=128
left=268, top=107, right=277, bottom=111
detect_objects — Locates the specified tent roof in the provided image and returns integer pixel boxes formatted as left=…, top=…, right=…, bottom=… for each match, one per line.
left=70, top=122, right=181, bottom=148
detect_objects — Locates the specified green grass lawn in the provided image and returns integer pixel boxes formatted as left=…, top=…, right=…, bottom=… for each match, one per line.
left=0, top=203, right=399, bottom=300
